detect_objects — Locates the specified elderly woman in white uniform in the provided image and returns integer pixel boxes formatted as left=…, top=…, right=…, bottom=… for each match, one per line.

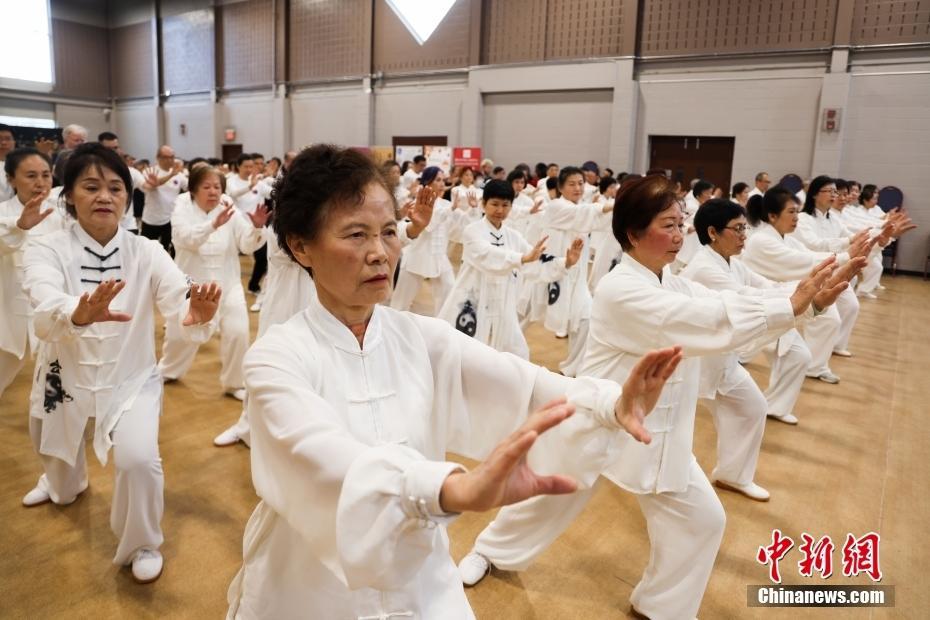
left=390, top=166, right=470, bottom=315
left=681, top=199, right=861, bottom=433
left=0, top=148, right=67, bottom=398
left=742, top=188, right=873, bottom=384
left=224, top=145, right=684, bottom=619
left=791, top=176, right=876, bottom=358
left=540, top=166, right=613, bottom=376
left=438, top=179, right=582, bottom=358
left=156, top=166, right=268, bottom=400
left=20, top=143, right=220, bottom=584
left=458, top=175, right=843, bottom=620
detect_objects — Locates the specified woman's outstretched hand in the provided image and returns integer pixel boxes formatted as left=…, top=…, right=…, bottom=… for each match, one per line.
left=439, top=397, right=578, bottom=513
left=615, top=346, right=684, bottom=444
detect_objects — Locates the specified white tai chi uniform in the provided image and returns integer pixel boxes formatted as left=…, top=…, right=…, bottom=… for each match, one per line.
left=742, top=223, right=845, bottom=376
left=225, top=295, right=630, bottom=619
left=682, top=246, right=812, bottom=420
left=438, top=217, right=570, bottom=358
left=791, top=210, right=860, bottom=352
left=220, top=230, right=318, bottom=447
left=0, top=195, right=67, bottom=398
left=540, top=197, right=612, bottom=376
left=833, top=206, right=887, bottom=295
left=674, top=193, right=701, bottom=271
left=472, top=255, right=796, bottom=620
left=391, top=198, right=468, bottom=315
left=157, top=194, right=264, bottom=391
left=22, top=223, right=211, bottom=565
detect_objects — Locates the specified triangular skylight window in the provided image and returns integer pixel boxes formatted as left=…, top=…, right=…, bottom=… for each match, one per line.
left=385, top=0, right=456, bottom=45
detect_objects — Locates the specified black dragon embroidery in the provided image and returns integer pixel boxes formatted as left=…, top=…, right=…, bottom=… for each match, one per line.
left=43, top=359, right=73, bottom=414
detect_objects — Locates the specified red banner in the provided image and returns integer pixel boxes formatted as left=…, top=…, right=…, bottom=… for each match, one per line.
left=453, top=147, right=481, bottom=169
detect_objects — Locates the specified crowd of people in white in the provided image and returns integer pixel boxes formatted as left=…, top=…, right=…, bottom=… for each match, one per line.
left=0, top=121, right=918, bottom=619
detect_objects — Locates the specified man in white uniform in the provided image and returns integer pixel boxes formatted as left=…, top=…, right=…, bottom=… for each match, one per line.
left=226, top=153, right=272, bottom=296
left=140, top=144, right=186, bottom=254
left=747, top=171, right=771, bottom=199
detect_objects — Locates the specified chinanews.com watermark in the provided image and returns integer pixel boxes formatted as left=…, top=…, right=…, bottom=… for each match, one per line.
left=748, top=529, right=895, bottom=608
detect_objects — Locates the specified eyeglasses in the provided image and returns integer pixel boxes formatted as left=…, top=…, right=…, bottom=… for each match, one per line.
left=725, top=224, right=749, bottom=235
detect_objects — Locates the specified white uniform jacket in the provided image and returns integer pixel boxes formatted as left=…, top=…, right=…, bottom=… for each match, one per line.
left=22, top=223, right=211, bottom=466
left=398, top=198, right=468, bottom=278
left=541, top=197, right=612, bottom=334
left=743, top=222, right=849, bottom=281
left=437, top=218, right=569, bottom=353
left=257, top=230, right=316, bottom=337
left=0, top=195, right=68, bottom=359
left=170, top=193, right=265, bottom=305
left=680, top=246, right=808, bottom=397
left=583, top=255, right=795, bottom=494
left=227, top=296, right=630, bottom=619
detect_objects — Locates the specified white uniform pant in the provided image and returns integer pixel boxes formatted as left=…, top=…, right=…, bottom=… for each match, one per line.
left=28, top=379, right=164, bottom=565
left=0, top=345, right=27, bottom=400
left=473, top=459, right=724, bottom=620
left=800, top=305, right=842, bottom=375
left=221, top=401, right=252, bottom=447
left=833, top=287, right=860, bottom=352
left=762, top=332, right=811, bottom=418
left=558, top=319, right=589, bottom=378
left=158, top=298, right=249, bottom=390
left=390, top=264, right=455, bottom=316
left=856, top=256, right=883, bottom=295
left=706, top=366, right=767, bottom=485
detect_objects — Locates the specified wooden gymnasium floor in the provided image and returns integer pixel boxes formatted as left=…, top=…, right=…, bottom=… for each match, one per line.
left=1, top=260, right=928, bottom=619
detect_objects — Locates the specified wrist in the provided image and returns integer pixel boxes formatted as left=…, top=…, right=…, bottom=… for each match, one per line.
left=439, top=470, right=468, bottom=513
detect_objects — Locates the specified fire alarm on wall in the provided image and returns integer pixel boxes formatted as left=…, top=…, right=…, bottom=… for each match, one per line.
left=822, top=108, right=841, bottom=132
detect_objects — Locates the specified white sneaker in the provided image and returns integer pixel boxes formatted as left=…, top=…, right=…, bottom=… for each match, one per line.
left=876, top=284, right=886, bottom=291
left=226, top=388, right=246, bottom=401
left=131, top=549, right=163, bottom=583
left=213, top=427, right=241, bottom=447
left=250, top=300, right=262, bottom=312
left=22, top=485, right=51, bottom=507
left=857, top=291, right=877, bottom=300
left=767, top=412, right=799, bottom=425
left=832, top=349, right=853, bottom=358
left=806, top=371, right=840, bottom=384
left=458, top=550, right=492, bottom=586
left=713, top=479, right=770, bottom=502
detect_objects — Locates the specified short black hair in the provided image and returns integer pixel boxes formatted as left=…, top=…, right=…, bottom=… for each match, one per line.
left=834, top=178, right=849, bottom=192
left=492, top=166, right=505, bottom=175
left=273, top=144, right=394, bottom=262
left=61, top=142, right=133, bottom=217
left=0, top=123, right=13, bottom=135
left=694, top=198, right=746, bottom=245
left=483, top=179, right=515, bottom=203
left=4, top=147, right=50, bottom=178
left=558, top=166, right=584, bottom=188
left=598, top=175, right=618, bottom=194
left=97, top=131, right=118, bottom=142
left=412, top=155, right=426, bottom=164
left=188, top=156, right=208, bottom=170
left=860, top=184, right=877, bottom=204
left=692, top=180, right=714, bottom=197
left=506, top=169, right=526, bottom=184
left=731, top=182, right=749, bottom=197
left=236, top=152, right=255, bottom=167
left=251, top=152, right=264, bottom=161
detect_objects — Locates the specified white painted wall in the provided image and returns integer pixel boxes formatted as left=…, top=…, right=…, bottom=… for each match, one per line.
left=843, top=67, right=930, bottom=272
left=219, top=93, right=277, bottom=157
left=112, top=102, right=159, bottom=159
left=163, top=95, right=216, bottom=159
left=291, top=86, right=369, bottom=148
left=634, top=67, right=824, bottom=187
left=373, top=80, right=465, bottom=146
left=481, top=89, right=613, bottom=171
left=55, top=104, right=110, bottom=140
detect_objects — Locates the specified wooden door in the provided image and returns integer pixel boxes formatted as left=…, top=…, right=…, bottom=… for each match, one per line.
left=648, top=136, right=735, bottom=194
left=221, top=143, right=243, bottom=165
